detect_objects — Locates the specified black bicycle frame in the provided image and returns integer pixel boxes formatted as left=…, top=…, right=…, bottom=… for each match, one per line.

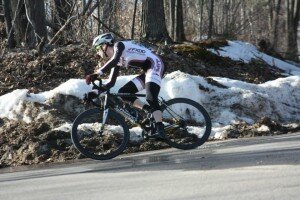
left=98, top=90, right=148, bottom=132
left=91, top=79, right=168, bottom=134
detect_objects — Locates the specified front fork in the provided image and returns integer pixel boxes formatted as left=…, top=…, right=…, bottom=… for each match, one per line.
left=99, top=95, right=110, bottom=135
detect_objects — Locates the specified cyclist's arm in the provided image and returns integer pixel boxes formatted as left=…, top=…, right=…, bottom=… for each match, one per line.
left=105, top=66, right=120, bottom=89
left=97, top=42, right=125, bottom=75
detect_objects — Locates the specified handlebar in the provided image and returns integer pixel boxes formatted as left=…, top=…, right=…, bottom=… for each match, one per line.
left=83, top=78, right=106, bottom=107
left=92, top=78, right=108, bottom=94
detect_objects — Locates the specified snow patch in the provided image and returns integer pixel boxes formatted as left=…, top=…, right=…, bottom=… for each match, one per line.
left=209, top=41, right=300, bottom=75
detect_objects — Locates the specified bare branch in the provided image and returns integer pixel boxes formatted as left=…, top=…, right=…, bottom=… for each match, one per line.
left=49, top=0, right=100, bottom=45
left=82, top=0, right=93, bottom=15
left=45, top=19, right=60, bottom=31
left=92, top=15, right=125, bottom=39
left=86, top=1, right=101, bottom=16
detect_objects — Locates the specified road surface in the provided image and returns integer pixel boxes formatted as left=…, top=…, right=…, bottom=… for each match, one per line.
left=1, top=132, right=300, bottom=200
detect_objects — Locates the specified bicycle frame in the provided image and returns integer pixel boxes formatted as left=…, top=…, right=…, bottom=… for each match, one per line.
left=95, top=90, right=149, bottom=134
left=110, top=92, right=145, bottom=121
left=90, top=79, right=179, bottom=137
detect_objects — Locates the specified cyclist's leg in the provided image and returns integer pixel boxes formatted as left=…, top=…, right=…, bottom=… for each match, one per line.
left=118, top=73, right=150, bottom=110
left=145, top=55, right=165, bottom=119
left=145, top=56, right=165, bottom=136
left=145, top=82, right=165, bottom=137
left=145, top=82, right=161, bottom=120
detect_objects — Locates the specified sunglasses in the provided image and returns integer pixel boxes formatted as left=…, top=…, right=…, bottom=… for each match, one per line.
left=94, top=45, right=103, bottom=51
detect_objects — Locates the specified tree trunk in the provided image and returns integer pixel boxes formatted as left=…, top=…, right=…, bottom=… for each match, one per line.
left=174, top=0, right=185, bottom=42
left=224, top=0, right=230, bottom=36
left=198, top=0, right=204, bottom=40
left=97, top=0, right=101, bottom=34
left=272, top=0, right=282, bottom=49
left=169, top=0, right=175, bottom=39
left=131, top=0, right=138, bottom=39
left=0, top=1, right=4, bottom=22
left=268, top=0, right=275, bottom=32
left=2, top=0, right=15, bottom=48
left=102, top=0, right=113, bottom=29
left=141, top=0, right=172, bottom=43
left=10, top=0, right=28, bottom=46
left=240, top=1, right=245, bottom=35
left=208, top=0, right=214, bottom=39
left=24, top=0, right=47, bottom=46
left=286, top=0, right=300, bottom=61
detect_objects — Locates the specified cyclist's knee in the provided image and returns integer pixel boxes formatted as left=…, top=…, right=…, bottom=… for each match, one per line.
left=145, top=82, right=161, bottom=112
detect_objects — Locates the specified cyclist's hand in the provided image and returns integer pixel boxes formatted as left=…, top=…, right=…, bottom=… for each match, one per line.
left=83, top=91, right=98, bottom=104
left=85, top=73, right=98, bottom=85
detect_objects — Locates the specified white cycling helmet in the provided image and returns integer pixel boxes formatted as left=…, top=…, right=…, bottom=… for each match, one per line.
left=92, top=33, right=114, bottom=48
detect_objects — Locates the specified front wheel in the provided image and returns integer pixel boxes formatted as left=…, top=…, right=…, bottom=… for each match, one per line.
left=71, top=108, right=130, bottom=160
left=161, top=98, right=211, bottom=150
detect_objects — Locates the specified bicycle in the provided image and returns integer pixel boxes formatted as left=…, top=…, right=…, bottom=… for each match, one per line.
left=71, top=78, right=212, bottom=160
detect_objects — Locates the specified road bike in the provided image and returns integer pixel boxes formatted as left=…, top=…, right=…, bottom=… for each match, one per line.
left=71, top=79, right=211, bottom=160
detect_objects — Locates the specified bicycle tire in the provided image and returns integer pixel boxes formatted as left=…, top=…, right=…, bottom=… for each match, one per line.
left=71, top=108, right=130, bottom=160
left=161, top=98, right=211, bottom=150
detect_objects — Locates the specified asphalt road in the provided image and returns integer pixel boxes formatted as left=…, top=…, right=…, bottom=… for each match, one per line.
left=1, top=132, right=300, bottom=200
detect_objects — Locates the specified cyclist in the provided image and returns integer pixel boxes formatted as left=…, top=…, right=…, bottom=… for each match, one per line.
left=85, top=33, right=166, bottom=138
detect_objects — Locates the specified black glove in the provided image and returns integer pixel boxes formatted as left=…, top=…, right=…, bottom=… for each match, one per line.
left=85, top=73, right=98, bottom=85
left=83, top=91, right=98, bottom=103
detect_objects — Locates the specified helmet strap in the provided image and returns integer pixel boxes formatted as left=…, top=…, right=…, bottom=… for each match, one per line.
left=103, top=45, right=109, bottom=58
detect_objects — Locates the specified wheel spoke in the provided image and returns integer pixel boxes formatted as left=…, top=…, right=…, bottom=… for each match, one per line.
left=161, top=98, right=211, bottom=150
left=71, top=108, right=129, bottom=160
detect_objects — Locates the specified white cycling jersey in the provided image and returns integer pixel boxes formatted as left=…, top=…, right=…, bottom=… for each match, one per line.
left=97, top=40, right=165, bottom=86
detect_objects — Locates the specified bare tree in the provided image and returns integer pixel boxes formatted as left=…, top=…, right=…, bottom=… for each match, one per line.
left=49, top=0, right=98, bottom=45
left=141, top=0, right=172, bottom=42
left=170, top=0, right=185, bottom=42
left=2, top=0, right=15, bottom=48
left=24, top=0, right=47, bottom=46
left=286, top=0, right=300, bottom=61
left=131, top=0, right=138, bottom=39
left=272, top=0, right=282, bottom=49
left=0, top=1, right=4, bottom=22
left=197, top=0, right=205, bottom=39
left=10, top=0, right=27, bottom=46
left=53, top=0, right=73, bottom=26
left=0, top=0, right=299, bottom=60
left=223, top=0, right=230, bottom=35
left=207, top=0, right=214, bottom=39
left=169, top=0, right=175, bottom=39
left=102, top=0, right=119, bottom=31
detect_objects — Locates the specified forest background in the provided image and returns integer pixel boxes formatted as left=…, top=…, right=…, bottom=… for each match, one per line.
left=0, top=0, right=299, bottom=62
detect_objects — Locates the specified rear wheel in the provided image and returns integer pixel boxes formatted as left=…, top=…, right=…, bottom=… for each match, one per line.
left=161, top=98, right=211, bottom=150
left=71, top=108, right=130, bottom=160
